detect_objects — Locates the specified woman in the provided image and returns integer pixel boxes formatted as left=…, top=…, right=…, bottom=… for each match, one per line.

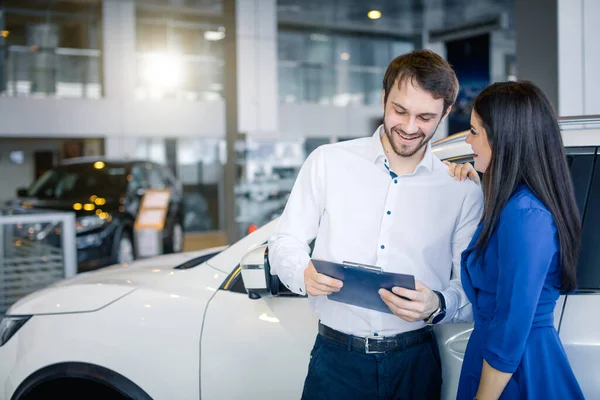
left=446, top=81, right=584, bottom=400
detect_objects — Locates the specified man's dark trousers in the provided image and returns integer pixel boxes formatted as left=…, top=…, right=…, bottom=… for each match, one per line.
left=301, top=325, right=442, bottom=400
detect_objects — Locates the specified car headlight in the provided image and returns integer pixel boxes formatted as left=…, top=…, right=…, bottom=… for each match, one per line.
left=0, top=315, right=31, bottom=347
left=76, top=215, right=107, bottom=234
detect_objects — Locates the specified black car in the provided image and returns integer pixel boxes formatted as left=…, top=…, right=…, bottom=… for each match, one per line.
left=11, top=158, right=185, bottom=272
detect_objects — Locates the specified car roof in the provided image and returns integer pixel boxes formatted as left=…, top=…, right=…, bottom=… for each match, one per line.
left=432, top=115, right=600, bottom=160
left=59, top=156, right=154, bottom=167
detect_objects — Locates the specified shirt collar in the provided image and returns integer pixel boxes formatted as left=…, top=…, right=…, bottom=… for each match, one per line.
left=371, top=125, right=434, bottom=173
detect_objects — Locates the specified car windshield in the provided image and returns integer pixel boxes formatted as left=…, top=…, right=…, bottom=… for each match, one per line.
left=27, top=164, right=129, bottom=199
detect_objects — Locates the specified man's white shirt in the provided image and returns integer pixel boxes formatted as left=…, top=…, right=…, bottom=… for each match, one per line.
left=268, top=127, right=483, bottom=337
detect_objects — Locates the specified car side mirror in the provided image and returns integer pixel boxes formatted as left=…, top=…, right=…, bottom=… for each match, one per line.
left=240, top=244, right=280, bottom=299
left=16, top=188, right=28, bottom=197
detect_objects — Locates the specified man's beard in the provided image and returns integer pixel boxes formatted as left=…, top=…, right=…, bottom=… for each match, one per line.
left=383, top=120, right=440, bottom=157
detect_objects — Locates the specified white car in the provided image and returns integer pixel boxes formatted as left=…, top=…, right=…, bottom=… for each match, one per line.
left=1, top=116, right=599, bottom=399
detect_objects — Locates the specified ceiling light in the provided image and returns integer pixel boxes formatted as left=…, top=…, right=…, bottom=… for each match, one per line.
left=340, top=52, right=351, bottom=61
left=142, top=53, right=183, bottom=91
left=204, top=30, right=226, bottom=41
left=368, top=10, right=382, bottom=20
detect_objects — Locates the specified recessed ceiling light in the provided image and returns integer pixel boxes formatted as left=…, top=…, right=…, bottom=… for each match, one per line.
left=368, top=10, right=382, bottom=20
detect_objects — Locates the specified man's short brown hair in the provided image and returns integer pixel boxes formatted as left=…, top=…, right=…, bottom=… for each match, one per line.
left=383, top=50, right=459, bottom=112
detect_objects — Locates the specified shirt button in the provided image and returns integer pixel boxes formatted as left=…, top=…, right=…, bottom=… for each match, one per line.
left=394, top=180, right=398, bottom=184
left=387, top=211, right=391, bottom=215
left=381, top=245, right=385, bottom=249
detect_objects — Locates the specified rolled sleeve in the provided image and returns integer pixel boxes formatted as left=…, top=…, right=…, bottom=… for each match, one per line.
left=483, top=208, right=557, bottom=373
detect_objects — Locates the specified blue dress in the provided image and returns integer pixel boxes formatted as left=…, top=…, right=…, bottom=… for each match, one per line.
left=457, top=185, right=584, bottom=399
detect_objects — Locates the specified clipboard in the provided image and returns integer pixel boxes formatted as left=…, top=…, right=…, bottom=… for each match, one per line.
left=312, top=259, right=415, bottom=314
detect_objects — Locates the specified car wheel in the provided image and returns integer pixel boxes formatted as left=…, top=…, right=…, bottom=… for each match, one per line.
left=166, top=222, right=184, bottom=254
left=117, top=231, right=135, bottom=264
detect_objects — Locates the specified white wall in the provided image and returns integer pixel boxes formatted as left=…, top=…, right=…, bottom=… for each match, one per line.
left=278, top=104, right=382, bottom=139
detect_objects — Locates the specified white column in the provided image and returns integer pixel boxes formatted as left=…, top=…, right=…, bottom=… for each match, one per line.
left=557, top=0, right=600, bottom=116
left=423, top=38, right=450, bottom=140
left=103, top=0, right=137, bottom=158
left=582, top=0, right=600, bottom=115
left=520, top=0, right=600, bottom=117
left=236, top=0, right=278, bottom=135
left=558, top=0, right=584, bottom=116
left=422, top=0, right=449, bottom=140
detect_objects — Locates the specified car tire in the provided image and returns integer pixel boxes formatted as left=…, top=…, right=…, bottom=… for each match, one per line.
left=116, top=230, right=135, bottom=264
left=165, top=222, right=184, bottom=254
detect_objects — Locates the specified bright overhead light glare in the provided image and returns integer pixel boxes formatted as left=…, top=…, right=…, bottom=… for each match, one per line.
left=142, top=53, right=183, bottom=91
left=204, top=30, right=226, bottom=41
left=340, top=52, right=351, bottom=61
left=368, top=10, right=382, bottom=20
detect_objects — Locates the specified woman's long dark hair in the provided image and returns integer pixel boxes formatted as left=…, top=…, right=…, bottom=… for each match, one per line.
left=474, top=81, right=581, bottom=292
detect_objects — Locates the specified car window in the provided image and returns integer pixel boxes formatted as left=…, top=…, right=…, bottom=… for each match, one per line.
left=129, top=164, right=148, bottom=192
left=147, top=164, right=166, bottom=190
left=27, top=165, right=128, bottom=199
left=162, top=166, right=176, bottom=188
left=566, top=149, right=596, bottom=219
left=574, top=149, right=600, bottom=290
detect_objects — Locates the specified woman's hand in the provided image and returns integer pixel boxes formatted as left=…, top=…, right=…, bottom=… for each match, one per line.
left=443, top=160, right=481, bottom=185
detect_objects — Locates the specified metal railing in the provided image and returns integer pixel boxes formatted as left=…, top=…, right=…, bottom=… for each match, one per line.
left=0, top=211, right=76, bottom=316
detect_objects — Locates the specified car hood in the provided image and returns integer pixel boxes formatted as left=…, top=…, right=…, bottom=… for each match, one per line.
left=7, top=248, right=226, bottom=316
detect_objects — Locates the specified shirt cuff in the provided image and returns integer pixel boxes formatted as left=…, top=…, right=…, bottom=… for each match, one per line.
left=438, top=288, right=457, bottom=324
left=279, top=253, right=309, bottom=296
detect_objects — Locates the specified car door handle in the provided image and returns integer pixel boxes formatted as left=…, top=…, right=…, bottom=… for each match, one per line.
left=444, top=328, right=474, bottom=361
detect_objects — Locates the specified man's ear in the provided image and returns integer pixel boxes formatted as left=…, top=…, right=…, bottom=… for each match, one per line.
left=441, top=105, right=452, bottom=122
left=381, top=90, right=386, bottom=110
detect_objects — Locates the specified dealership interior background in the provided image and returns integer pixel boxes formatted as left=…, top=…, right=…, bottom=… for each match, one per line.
left=0, top=0, right=599, bottom=316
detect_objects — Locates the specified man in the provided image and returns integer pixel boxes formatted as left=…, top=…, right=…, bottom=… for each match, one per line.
left=268, top=50, right=483, bottom=399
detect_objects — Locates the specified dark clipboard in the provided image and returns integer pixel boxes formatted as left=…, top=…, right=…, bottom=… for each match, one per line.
left=312, top=259, right=415, bottom=314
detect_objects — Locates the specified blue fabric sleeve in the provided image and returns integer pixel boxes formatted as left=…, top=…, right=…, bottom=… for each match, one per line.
left=483, top=207, right=558, bottom=373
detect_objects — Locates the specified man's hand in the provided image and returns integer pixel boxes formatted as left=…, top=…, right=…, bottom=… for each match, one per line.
left=379, top=280, right=440, bottom=322
left=304, top=260, right=343, bottom=296
left=443, top=160, right=481, bottom=186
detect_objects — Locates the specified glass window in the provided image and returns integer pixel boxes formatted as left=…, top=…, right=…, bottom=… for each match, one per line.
left=566, top=150, right=596, bottom=219
left=27, top=164, right=128, bottom=199
left=0, top=0, right=102, bottom=99
left=572, top=151, right=600, bottom=290
left=129, top=164, right=148, bottom=192
left=135, top=0, right=223, bottom=14
left=147, top=164, right=166, bottom=190
left=278, top=29, right=413, bottom=106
